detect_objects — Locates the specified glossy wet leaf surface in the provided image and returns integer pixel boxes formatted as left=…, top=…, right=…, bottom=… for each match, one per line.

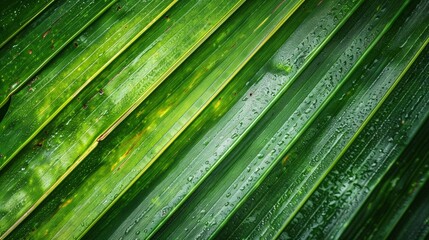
left=1, top=0, right=428, bottom=239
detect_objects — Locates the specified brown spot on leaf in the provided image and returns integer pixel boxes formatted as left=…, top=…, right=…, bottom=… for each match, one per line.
left=28, top=49, right=32, bottom=54
left=42, top=28, right=51, bottom=38
left=74, top=41, right=78, bottom=48
left=59, top=198, right=73, bottom=208
left=35, top=139, right=45, bottom=147
left=282, top=154, right=289, bottom=166
left=272, top=0, right=286, bottom=13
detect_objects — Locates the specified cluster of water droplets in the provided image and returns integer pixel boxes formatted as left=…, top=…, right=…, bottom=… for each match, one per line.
left=283, top=40, right=429, bottom=240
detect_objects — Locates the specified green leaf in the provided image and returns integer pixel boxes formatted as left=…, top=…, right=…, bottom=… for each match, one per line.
left=281, top=44, right=429, bottom=239
left=8, top=0, right=305, bottom=238
left=88, top=0, right=370, bottom=238
left=387, top=177, right=429, bottom=239
left=1, top=0, right=428, bottom=238
left=153, top=0, right=429, bottom=238
left=0, top=0, right=55, bottom=48
left=343, top=119, right=429, bottom=240
left=0, top=0, right=244, bottom=237
left=217, top=1, right=429, bottom=238
left=0, top=0, right=177, bottom=170
left=0, top=0, right=118, bottom=107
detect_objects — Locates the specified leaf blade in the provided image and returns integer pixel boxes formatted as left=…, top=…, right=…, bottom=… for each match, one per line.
left=0, top=0, right=118, bottom=107
left=0, top=0, right=177, bottom=170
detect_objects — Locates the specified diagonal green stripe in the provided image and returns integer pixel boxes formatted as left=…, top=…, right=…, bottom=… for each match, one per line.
left=0, top=0, right=244, bottom=238
left=0, top=0, right=56, bottom=48
left=0, top=0, right=177, bottom=171
left=0, top=0, right=118, bottom=107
